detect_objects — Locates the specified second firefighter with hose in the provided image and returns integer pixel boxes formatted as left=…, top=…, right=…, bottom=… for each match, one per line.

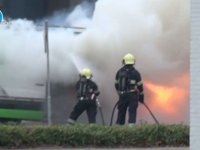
left=114, top=53, right=144, bottom=126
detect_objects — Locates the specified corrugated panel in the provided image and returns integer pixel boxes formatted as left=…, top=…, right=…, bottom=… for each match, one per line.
left=191, top=0, right=200, bottom=149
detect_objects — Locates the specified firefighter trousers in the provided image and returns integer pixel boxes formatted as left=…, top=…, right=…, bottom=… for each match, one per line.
left=69, top=100, right=97, bottom=123
left=116, top=93, right=138, bottom=125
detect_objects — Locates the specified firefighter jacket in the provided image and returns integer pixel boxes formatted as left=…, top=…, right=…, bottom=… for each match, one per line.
left=115, top=65, right=144, bottom=103
left=76, top=76, right=99, bottom=101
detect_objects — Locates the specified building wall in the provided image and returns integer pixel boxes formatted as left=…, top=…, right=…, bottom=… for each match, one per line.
left=191, top=0, right=200, bottom=149
left=46, top=0, right=71, bottom=16
left=3, top=0, right=47, bottom=19
left=1, top=0, right=94, bottom=19
left=0, top=0, right=3, bottom=8
left=0, top=0, right=6, bottom=16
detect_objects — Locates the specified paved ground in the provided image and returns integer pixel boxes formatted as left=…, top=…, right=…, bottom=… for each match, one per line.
left=1, top=147, right=189, bottom=150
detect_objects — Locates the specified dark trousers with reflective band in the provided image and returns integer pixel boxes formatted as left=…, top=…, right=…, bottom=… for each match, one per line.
left=116, top=92, right=138, bottom=125
left=69, top=100, right=97, bottom=123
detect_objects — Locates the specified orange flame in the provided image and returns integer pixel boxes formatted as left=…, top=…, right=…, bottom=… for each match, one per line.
left=145, top=79, right=187, bottom=114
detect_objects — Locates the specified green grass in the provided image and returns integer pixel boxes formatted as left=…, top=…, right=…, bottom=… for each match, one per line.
left=0, top=124, right=189, bottom=148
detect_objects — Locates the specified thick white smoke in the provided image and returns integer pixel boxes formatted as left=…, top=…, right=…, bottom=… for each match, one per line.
left=0, top=0, right=189, bottom=124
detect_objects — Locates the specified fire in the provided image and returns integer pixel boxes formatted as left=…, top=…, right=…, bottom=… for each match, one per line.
left=145, top=81, right=186, bottom=114
left=152, top=86, right=173, bottom=104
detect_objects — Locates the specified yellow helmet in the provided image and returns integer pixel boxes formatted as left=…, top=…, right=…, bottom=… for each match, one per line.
left=123, top=53, right=135, bottom=65
left=80, top=68, right=92, bottom=79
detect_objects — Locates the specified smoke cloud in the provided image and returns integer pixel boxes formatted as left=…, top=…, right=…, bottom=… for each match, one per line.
left=0, top=0, right=189, bottom=124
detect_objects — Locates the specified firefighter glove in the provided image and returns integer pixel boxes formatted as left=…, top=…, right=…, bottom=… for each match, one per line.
left=139, top=95, right=144, bottom=103
left=95, top=91, right=100, bottom=96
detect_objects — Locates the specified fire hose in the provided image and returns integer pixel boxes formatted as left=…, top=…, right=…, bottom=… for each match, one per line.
left=96, top=99, right=105, bottom=125
left=110, top=100, right=119, bottom=126
left=110, top=100, right=159, bottom=126
left=143, top=102, right=159, bottom=125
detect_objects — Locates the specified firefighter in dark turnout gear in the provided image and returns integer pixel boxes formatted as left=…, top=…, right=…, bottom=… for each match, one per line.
left=67, top=68, right=100, bottom=124
left=115, top=53, right=144, bottom=126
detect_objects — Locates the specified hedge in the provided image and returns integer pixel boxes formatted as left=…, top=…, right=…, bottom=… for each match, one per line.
left=0, top=124, right=189, bottom=148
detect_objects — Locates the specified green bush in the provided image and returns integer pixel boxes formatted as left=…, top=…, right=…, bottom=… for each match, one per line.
left=0, top=124, right=189, bottom=148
